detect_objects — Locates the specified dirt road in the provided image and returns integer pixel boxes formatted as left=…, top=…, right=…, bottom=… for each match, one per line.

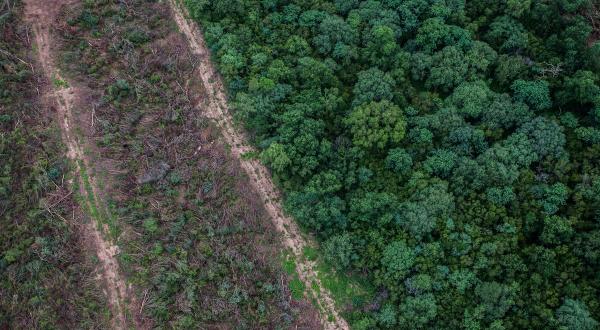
left=22, top=1, right=136, bottom=328
left=168, top=1, right=349, bottom=329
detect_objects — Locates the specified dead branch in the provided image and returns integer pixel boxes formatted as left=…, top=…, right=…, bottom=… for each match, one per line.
left=47, top=191, right=74, bottom=209
left=0, top=48, right=35, bottom=73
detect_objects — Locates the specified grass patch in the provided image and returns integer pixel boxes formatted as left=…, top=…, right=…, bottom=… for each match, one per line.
left=289, top=278, right=306, bottom=300
left=316, top=261, right=375, bottom=312
left=77, top=160, right=120, bottom=239
left=52, top=73, right=69, bottom=88
left=302, top=246, right=318, bottom=261
left=282, top=254, right=296, bottom=275
left=241, top=150, right=259, bottom=160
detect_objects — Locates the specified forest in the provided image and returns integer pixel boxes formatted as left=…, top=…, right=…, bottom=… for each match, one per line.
left=184, top=0, right=600, bottom=328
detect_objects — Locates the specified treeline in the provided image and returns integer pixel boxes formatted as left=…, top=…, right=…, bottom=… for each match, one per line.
left=0, top=1, right=108, bottom=328
left=185, top=0, right=600, bottom=329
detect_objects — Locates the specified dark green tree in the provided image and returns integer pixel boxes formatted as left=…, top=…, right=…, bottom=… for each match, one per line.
left=556, top=299, right=599, bottom=330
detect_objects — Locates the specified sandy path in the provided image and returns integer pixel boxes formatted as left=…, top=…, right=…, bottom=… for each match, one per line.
left=23, top=1, right=135, bottom=329
left=168, top=1, right=349, bottom=329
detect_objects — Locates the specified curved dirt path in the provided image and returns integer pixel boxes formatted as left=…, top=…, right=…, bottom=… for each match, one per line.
left=168, top=1, right=349, bottom=329
left=23, top=1, right=136, bottom=329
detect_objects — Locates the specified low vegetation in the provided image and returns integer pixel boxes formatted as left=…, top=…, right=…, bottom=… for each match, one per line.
left=59, top=0, right=319, bottom=327
left=0, top=1, right=108, bottom=328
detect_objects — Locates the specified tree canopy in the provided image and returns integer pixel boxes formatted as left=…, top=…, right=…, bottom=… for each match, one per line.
left=186, top=0, right=600, bottom=327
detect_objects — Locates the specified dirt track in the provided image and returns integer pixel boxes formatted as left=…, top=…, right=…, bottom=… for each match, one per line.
left=22, top=1, right=135, bottom=329
left=168, top=1, right=350, bottom=329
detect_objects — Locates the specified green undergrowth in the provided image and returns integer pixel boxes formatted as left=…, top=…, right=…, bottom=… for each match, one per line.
left=0, top=1, right=109, bottom=328
left=76, top=160, right=120, bottom=240
left=51, top=73, right=69, bottom=88
left=302, top=246, right=376, bottom=320
left=280, top=253, right=305, bottom=301
left=281, top=244, right=375, bottom=322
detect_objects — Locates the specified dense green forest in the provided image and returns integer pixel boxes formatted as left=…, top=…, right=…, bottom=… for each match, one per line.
left=185, top=0, right=600, bottom=328
left=0, top=2, right=108, bottom=328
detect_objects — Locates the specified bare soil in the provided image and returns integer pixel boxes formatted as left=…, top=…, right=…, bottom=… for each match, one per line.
left=168, top=1, right=350, bottom=329
left=23, top=1, right=137, bottom=329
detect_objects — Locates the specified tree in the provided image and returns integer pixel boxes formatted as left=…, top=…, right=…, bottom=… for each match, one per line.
left=398, top=294, right=438, bottom=328
left=486, top=15, right=529, bottom=52
left=313, top=14, right=356, bottom=55
left=385, top=148, right=413, bottom=175
left=423, top=149, right=458, bottom=178
left=451, top=157, right=486, bottom=194
left=396, top=202, right=435, bottom=239
left=219, top=49, right=246, bottom=78
left=446, top=80, right=494, bottom=119
left=286, top=191, right=347, bottom=236
left=574, top=127, right=600, bottom=144
left=396, top=181, right=454, bottom=238
left=334, top=0, right=359, bottom=14
left=445, top=126, right=488, bottom=156
left=352, top=68, right=396, bottom=107
left=557, top=70, right=600, bottom=106
left=323, top=233, right=356, bottom=270
left=486, top=186, right=516, bottom=205
left=505, top=0, right=532, bottom=17
left=495, top=55, right=528, bottom=87
left=465, top=41, right=498, bottom=80
left=449, top=269, right=477, bottom=293
left=481, top=94, right=533, bottom=130
left=410, top=52, right=433, bottom=82
left=426, top=46, right=469, bottom=91
left=377, top=303, right=397, bottom=328
left=345, top=100, right=406, bottom=150
left=475, top=281, right=518, bottom=321
left=541, top=215, right=573, bottom=245
left=297, top=57, right=336, bottom=88
left=284, top=35, right=312, bottom=57
left=408, top=127, right=434, bottom=147
left=363, top=24, right=398, bottom=68
left=532, top=183, right=569, bottom=215
left=381, top=240, right=416, bottom=282
left=415, top=18, right=471, bottom=53
left=404, top=274, right=433, bottom=297
left=478, top=132, right=538, bottom=186
left=556, top=299, right=599, bottom=330
left=511, top=80, right=552, bottom=111
left=298, top=10, right=327, bottom=31
left=261, top=143, right=291, bottom=173
left=332, top=42, right=359, bottom=66
left=349, top=192, right=397, bottom=226
left=517, top=117, right=566, bottom=159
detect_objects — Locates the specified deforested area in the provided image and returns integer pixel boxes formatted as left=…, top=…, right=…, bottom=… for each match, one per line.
left=0, top=1, right=109, bottom=328
left=57, top=0, right=320, bottom=328
left=183, top=0, right=600, bottom=329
